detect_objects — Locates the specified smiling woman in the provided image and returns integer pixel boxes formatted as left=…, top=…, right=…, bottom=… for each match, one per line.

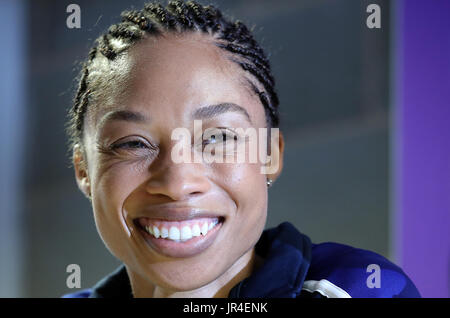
left=63, top=0, right=420, bottom=298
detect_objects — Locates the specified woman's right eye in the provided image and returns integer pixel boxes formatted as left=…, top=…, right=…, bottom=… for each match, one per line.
left=111, top=140, right=149, bottom=150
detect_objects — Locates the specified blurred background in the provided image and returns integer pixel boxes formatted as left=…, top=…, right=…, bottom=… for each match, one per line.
left=0, top=0, right=448, bottom=297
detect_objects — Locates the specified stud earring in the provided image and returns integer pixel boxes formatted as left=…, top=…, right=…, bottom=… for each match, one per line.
left=266, top=178, right=273, bottom=188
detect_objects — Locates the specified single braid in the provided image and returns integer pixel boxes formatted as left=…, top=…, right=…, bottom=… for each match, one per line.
left=67, top=0, right=280, bottom=152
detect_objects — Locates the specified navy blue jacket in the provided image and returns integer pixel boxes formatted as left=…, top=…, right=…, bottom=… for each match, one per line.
left=63, top=222, right=420, bottom=298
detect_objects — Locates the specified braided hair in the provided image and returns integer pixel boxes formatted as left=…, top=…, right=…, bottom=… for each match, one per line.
left=66, top=0, right=280, bottom=152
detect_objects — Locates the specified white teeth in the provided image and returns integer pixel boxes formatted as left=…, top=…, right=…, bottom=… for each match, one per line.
left=192, top=224, right=201, bottom=237
left=161, top=227, right=169, bottom=239
left=201, top=223, right=209, bottom=236
left=152, top=226, right=160, bottom=238
left=169, top=226, right=180, bottom=240
left=180, top=226, right=192, bottom=240
left=145, top=219, right=220, bottom=240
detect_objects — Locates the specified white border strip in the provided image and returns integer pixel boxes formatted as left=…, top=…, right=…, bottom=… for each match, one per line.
left=302, top=279, right=352, bottom=298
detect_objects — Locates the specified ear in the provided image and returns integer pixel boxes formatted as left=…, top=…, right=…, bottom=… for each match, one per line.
left=73, top=144, right=91, bottom=200
left=264, top=129, right=284, bottom=182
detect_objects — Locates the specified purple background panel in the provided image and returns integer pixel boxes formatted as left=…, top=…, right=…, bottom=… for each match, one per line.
left=395, top=0, right=450, bottom=298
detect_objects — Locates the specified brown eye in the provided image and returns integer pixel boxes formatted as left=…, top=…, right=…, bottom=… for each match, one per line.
left=203, top=130, right=237, bottom=146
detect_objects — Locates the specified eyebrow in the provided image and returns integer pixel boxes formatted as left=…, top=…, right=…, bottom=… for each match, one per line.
left=98, top=103, right=251, bottom=129
left=98, top=110, right=149, bottom=129
left=192, top=103, right=252, bottom=123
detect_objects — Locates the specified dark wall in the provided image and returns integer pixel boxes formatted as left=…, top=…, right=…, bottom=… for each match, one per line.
left=24, top=0, right=390, bottom=297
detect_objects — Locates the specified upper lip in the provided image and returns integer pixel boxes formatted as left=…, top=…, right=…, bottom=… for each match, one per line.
left=134, top=205, right=225, bottom=222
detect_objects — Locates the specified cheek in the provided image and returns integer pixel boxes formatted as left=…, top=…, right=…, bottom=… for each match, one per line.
left=214, top=160, right=267, bottom=201
left=90, top=161, right=149, bottom=259
left=213, top=161, right=268, bottom=239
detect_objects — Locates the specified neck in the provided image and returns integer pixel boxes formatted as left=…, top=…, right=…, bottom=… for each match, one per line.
left=128, top=248, right=262, bottom=298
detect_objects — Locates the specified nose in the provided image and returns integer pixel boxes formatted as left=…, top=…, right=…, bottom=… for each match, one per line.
left=145, top=157, right=211, bottom=201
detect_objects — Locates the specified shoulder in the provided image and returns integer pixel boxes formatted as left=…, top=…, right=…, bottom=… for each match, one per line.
left=303, top=242, right=421, bottom=298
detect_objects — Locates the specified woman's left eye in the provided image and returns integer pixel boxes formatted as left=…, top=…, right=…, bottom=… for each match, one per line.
left=204, top=131, right=237, bottom=145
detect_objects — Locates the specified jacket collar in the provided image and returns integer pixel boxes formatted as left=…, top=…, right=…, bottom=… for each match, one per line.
left=228, top=222, right=312, bottom=297
left=88, top=265, right=132, bottom=298
left=89, top=222, right=312, bottom=298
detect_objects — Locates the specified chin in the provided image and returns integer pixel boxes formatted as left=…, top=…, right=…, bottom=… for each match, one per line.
left=145, top=263, right=226, bottom=293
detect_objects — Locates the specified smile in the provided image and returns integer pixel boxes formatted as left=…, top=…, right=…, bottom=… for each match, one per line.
left=135, top=215, right=225, bottom=258
left=139, top=217, right=220, bottom=242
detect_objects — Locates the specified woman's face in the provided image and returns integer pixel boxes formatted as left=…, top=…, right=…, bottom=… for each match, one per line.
left=74, top=32, right=283, bottom=294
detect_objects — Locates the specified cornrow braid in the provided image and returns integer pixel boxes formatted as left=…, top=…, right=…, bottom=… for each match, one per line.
left=67, top=0, right=280, bottom=152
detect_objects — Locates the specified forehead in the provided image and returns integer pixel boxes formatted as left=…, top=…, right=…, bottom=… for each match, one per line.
left=85, top=32, right=266, bottom=136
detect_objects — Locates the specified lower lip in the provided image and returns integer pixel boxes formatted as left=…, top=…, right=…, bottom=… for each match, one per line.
left=137, top=221, right=223, bottom=258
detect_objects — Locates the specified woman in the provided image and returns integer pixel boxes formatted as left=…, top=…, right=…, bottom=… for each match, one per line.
left=64, top=0, right=420, bottom=298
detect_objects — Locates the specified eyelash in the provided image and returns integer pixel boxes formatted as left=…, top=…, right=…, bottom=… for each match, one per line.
left=111, top=140, right=149, bottom=150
